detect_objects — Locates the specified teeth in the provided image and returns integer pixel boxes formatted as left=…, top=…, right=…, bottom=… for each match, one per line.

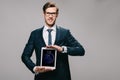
left=49, top=20, right=52, bottom=22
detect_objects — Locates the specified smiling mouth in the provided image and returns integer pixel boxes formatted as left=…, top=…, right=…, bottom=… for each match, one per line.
left=48, top=19, right=53, bottom=22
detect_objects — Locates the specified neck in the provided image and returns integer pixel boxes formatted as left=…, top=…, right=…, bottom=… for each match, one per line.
left=45, top=24, right=55, bottom=28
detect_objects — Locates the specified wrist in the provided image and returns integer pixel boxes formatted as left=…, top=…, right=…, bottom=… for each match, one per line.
left=61, top=46, right=67, bottom=53
left=33, top=66, right=39, bottom=75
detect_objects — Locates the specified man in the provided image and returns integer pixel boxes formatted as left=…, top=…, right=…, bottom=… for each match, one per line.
left=21, top=2, right=85, bottom=80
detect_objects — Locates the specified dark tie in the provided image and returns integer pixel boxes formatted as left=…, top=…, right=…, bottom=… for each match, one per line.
left=47, top=29, right=53, bottom=45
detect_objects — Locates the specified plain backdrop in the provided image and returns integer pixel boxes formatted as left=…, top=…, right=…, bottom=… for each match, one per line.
left=0, top=0, right=120, bottom=80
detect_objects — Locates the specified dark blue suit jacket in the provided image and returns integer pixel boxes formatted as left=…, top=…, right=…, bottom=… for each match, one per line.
left=21, top=26, right=85, bottom=80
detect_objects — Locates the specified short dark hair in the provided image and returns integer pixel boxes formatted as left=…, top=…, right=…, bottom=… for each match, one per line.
left=43, top=2, right=59, bottom=13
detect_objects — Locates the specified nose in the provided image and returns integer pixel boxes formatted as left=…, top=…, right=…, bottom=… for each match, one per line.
left=49, top=14, right=53, bottom=17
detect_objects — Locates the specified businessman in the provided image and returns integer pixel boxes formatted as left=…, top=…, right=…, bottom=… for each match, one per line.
left=21, top=2, right=85, bottom=80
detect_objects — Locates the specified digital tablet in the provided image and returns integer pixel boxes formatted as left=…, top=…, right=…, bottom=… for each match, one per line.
left=40, top=47, right=57, bottom=70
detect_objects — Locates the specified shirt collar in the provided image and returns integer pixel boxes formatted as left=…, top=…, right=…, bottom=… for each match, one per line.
left=44, top=25, right=56, bottom=31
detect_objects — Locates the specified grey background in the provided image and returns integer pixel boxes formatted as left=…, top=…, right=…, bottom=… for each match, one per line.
left=0, top=0, right=120, bottom=80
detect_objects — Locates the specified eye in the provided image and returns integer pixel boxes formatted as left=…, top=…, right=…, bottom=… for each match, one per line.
left=45, top=12, right=57, bottom=17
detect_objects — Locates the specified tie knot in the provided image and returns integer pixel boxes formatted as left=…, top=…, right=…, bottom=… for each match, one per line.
left=47, top=29, right=53, bottom=33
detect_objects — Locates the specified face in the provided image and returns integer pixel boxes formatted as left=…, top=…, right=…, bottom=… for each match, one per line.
left=44, top=7, right=58, bottom=27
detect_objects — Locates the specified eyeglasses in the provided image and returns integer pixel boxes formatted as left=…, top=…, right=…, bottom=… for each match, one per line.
left=45, top=12, right=57, bottom=17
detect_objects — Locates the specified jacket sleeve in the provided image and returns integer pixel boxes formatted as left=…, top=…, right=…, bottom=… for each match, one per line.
left=21, top=31, right=36, bottom=73
left=65, top=30, right=85, bottom=56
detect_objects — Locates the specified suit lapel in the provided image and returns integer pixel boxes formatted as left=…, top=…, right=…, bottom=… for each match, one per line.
left=39, top=27, right=46, bottom=46
left=54, top=26, right=61, bottom=45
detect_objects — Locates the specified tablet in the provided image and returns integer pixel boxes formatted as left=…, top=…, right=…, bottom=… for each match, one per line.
left=40, top=47, right=57, bottom=70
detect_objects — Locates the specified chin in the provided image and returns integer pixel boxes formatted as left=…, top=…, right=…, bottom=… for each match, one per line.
left=48, top=23, right=55, bottom=27
left=47, top=24, right=53, bottom=27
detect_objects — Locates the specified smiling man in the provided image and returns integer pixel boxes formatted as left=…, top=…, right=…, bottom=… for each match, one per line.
left=21, top=2, right=85, bottom=80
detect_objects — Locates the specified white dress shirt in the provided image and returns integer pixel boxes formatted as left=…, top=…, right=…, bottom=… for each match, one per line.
left=43, top=25, right=56, bottom=46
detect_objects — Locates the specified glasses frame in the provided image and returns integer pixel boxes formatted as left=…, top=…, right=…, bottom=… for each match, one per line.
left=45, top=12, right=58, bottom=17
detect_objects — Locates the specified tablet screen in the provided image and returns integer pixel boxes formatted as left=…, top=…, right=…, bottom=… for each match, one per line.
left=41, top=47, right=57, bottom=69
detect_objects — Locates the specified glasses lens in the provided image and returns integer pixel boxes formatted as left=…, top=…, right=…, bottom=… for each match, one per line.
left=46, top=12, right=57, bottom=16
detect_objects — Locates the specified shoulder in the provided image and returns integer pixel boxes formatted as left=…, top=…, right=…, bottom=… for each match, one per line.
left=31, top=27, right=43, bottom=34
left=57, top=26, right=73, bottom=37
left=57, top=26, right=70, bottom=32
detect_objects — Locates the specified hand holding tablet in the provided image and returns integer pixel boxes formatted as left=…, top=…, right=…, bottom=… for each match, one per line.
left=46, top=45, right=63, bottom=52
left=34, top=66, right=54, bottom=73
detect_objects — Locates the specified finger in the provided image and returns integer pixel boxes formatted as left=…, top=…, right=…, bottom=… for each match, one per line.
left=38, top=68, right=45, bottom=73
left=46, top=45, right=52, bottom=48
left=46, top=45, right=49, bottom=48
left=49, top=45, right=57, bottom=48
left=45, top=67, right=54, bottom=71
left=44, top=69, right=53, bottom=72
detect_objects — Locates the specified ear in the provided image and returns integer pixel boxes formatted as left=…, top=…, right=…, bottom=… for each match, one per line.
left=43, top=12, right=45, bottom=16
left=56, top=13, right=58, bottom=18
